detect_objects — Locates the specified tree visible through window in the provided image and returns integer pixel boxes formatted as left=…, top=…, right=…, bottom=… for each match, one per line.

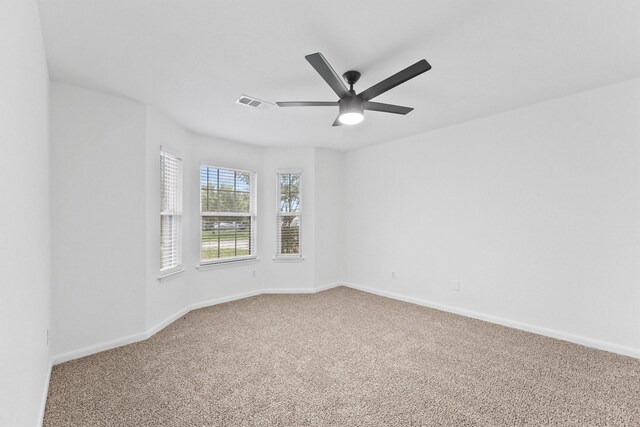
left=277, top=171, right=301, bottom=257
left=200, top=165, right=256, bottom=263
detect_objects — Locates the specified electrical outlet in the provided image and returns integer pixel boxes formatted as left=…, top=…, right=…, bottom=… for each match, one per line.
left=452, top=280, right=460, bottom=292
left=391, top=272, right=396, bottom=279
left=251, top=270, right=256, bottom=278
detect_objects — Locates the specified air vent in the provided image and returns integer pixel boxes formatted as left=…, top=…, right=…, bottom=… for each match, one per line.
left=235, top=95, right=273, bottom=109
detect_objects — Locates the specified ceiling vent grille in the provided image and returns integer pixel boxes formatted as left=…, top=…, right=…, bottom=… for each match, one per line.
left=236, top=95, right=273, bottom=109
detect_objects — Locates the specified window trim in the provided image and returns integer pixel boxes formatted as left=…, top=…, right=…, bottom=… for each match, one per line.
left=275, top=169, right=303, bottom=259
left=199, top=163, right=258, bottom=266
left=196, top=257, right=260, bottom=271
left=158, top=268, right=185, bottom=283
left=159, top=146, right=183, bottom=278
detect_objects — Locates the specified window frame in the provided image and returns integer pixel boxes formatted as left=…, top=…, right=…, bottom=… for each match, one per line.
left=199, top=163, right=258, bottom=265
left=275, top=169, right=303, bottom=260
left=159, top=146, right=183, bottom=277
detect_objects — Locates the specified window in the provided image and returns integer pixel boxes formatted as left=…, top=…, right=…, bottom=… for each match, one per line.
left=200, top=165, right=256, bottom=263
left=276, top=171, right=302, bottom=258
left=160, top=148, right=183, bottom=275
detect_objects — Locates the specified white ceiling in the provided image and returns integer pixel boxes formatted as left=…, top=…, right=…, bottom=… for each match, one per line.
left=39, top=0, right=640, bottom=151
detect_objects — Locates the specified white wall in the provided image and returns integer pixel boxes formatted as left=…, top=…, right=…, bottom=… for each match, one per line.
left=46, top=75, right=640, bottom=374
left=315, top=148, right=346, bottom=288
left=50, top=83, right=346, bottom=363
left=0, top=1, right=51, bottom=425
left=186, top=133, right=264, bottom=304
left=145, top=108, right=192, bottom=329
left=50, top=82, right=147, bottom=356
left=346, top=78, right=640, bottom=354
left=261, top=147, right=318, bottom=291
left=187, top=142, right=327, bottom=298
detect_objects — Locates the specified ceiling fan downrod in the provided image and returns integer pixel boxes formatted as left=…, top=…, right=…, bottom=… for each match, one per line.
left=343, top=70, right=361, bottom=95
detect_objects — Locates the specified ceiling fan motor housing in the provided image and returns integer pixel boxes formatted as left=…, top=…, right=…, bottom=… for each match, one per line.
left=339, top=95, right=364, bottom=116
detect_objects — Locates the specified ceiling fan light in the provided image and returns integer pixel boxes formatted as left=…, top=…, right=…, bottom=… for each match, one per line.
left=338, top=97, right=365, bottom=126
left=338, top=112, right=364, bottom=125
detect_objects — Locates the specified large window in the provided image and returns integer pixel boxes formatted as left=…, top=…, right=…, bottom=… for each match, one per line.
left=276, top=170, right=302, bottom=258
left=200, top=165, right=256, bottom=263
left=160, top=148, right=183, bottom=274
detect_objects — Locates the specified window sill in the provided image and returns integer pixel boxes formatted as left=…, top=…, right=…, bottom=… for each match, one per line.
left=272, top=256, right=305, bottom=263
left=197, top=257, right=259, bottom=271
left=158, top=268, right=185, bottom=283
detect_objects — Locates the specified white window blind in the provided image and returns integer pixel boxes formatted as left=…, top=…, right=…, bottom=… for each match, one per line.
left=160, top=148, right=183, bottom=274
left=200, top=165, right=256, bottom=263
left=276, top=171, right=302, bottom=258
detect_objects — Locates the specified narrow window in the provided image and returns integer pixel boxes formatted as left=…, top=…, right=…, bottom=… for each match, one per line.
left=160, top=148, right=183, bottom=274
left=200, top=165, right=256, bottom=263
left=276, top=171, right=302, bottom=258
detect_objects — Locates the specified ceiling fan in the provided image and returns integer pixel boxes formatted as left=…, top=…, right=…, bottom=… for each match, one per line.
left=277, top=52, right=431, bottom=126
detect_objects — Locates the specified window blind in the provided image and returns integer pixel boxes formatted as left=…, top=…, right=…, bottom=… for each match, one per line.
left=200, top=165, right=256, bottom=263
left=276, top=171, right=302, bottom=257
left=160, top=149, right=183, bottom=274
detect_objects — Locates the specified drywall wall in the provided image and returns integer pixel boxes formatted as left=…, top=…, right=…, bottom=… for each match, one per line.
left=187, top=142, right=326, bottom=298
left=48, top=74, right=638, bottom=368
left=50, top=82, right=147, bottom=357
left=0, top=1, right=51, bottom=425
left=145, top=108, right=192, bottom=329
left=50, top=82, right=346, bottom=363
left=186, top=133, right=265, bottom=304
left=315, top=148, right=346, bottom=288
left=345, top=78, right=640, bottom=354
left=51, top=77, right=345, bottom=368
left=261, top=147, right=318, bottom=291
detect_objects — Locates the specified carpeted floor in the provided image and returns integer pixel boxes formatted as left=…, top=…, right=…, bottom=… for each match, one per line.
left=44, top=287, right=640, bottom=426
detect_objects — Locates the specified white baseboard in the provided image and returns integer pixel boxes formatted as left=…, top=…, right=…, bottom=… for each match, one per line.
left=342, top=282, right=640, bottom=359
left=189, top=289, right=263, bottom=310
left=51, top=283, right=342, bottom=365
left=38, top=357, right=53, bottom=427
left=52, top=331, right=148, bottom=364
left=56, top=281, right=639, bottom=366
left=40, top=279, right=638, bottom=427
left=145, top=306, right=192, bottom=338
left=52, top=292, right=259, bottom=365
left=262, top=282, right=341, bottom=294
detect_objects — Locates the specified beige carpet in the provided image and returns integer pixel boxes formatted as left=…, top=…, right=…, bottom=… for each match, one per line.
left=44, top=287, right=640, bottom=426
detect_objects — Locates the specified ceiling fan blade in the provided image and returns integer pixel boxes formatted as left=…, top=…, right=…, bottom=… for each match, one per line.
left=276, top=101, right=338, bottom=107
left=332, top=116, right=343, bottom=127
left=364, top=101, right=413, bottom=115
left=305, top=52, right=350, bottom=99
left=358, top=59, right=431, bottom=101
